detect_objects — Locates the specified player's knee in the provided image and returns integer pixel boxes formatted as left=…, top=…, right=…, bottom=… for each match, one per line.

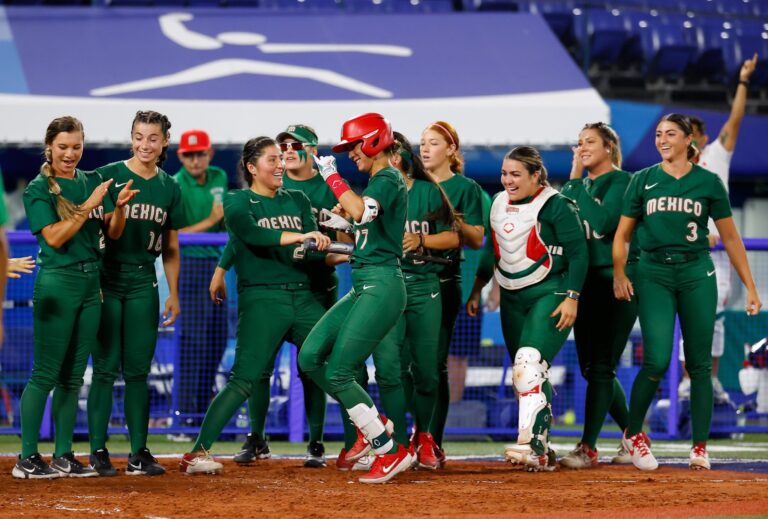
left=297, top=347, right=319, bottom=374
left=512, top=347, right=549, bottom=393
left=411, top=367, right=438, bottom=394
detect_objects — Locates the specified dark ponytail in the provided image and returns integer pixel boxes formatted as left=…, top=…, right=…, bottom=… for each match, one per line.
left=393, top=131, right=458, bottom=231
left=659, top=113, right=698, bottom=161
left=240, top=136, right=278, bottom=186
left=42, top=116, right=84, bottom=220
left=131, top=110, right=172, bottom=167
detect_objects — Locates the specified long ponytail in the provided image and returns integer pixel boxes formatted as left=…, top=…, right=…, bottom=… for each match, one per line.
left=42, top=116, right=84, bottom=220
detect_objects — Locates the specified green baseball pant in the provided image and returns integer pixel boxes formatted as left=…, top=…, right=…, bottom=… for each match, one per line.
left=628, top=253, right=717, bottom=445
left=21, top=265, right=101, bottom=458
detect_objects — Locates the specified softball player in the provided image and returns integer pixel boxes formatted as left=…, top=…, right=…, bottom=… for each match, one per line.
left=467, top=146, right=588, bottom=472
left=13, top=116, right=136, bottom=479
left=372, top=131, right=459, bottom=469
left=181, top=136, right=331, bottom=474
left=228, top=124, right=337, bottom=468
left=87, top=110, right=186, bottom=477
left=298, top=113, right=412, bottom=484
left=560, top=123, right=638, bottom=469
left=420, top=121, right=485, bottom=466
left=614, top=113, right=762, bottom=471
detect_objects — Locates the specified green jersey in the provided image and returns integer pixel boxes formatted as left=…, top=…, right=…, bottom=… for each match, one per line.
left=351, top=166, right=407, bottom=267
left=0, top=171, right=7, bottom=226
left=98, top=161, right=186, bottom=265
left=402, top=178, right=453, bottom=275
left=439, top=173, right=484, bottom=276
left=23, top=170, right=113, bottom=268
left=623, top=164, right=731, bottom=253
left=478, top=192, right=588, bottom=292
left=223, top=188, right=316, bottom=289
left=461, top=188, right=492, bottom=301
left=174, top=165, right=228, bottom=258
left=562, top=169, right=631, bottom=268
left=283, top=172, right=339, bottom=284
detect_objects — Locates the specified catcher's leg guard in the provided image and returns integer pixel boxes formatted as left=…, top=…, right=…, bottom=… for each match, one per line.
left=347, top=403, right=394, bottom=455
left=504, top=347, right=554, bottom=470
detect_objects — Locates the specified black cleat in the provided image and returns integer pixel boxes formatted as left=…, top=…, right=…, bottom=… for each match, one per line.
left=51, top=452, right=98, bottom=478
left=233, top=433, right=271, bottom=464
left=90, top=448, right=118, bottom=477
left=12, top=453, right=60, bottom=480
left=127, top=447, right=166, bottom=476
left=304, top=441, right=327, bottom=468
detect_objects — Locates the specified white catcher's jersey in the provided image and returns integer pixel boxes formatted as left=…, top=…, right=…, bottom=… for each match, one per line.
left=700, top=139, right=733, bottom=235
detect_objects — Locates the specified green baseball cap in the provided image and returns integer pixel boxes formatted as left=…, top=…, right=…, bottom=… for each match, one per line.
left=276, top=124, right=318, bottom=146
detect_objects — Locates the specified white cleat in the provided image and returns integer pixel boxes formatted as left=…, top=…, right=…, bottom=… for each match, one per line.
left=504, top=444, right=556, bottom=472
left=622, top=430, right=658, bottom=471
left=689, top=443, right=711, bottom=470
left=611, top=443, right=633, bottom=464
left=180, top=450, right=224, bottom=475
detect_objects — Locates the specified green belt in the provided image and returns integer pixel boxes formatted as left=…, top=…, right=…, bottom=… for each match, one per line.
left=642, top=250, right=708, bottom=265
left=104, top=261, right=155, bottom=272
left=55, top=260, right=101, bottom=273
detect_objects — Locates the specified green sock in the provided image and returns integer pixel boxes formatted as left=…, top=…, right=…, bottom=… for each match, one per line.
left=248, top=378, right=271, bottom=439
left=86, top=379, right=114, bottom=452
left=52, top=386, right=79, bottom=458
left=582, top=378, right=614, bottom=449
left=124, top=380, right=149, bottom=454
left=301, top=375, right=327, bottom=443
left=608, top=378, right=630, bottom=432
left=378, top=386, right=409, bottom=445
left=628, top=369, right=660, bottom=436
left=193, top=384, right=248, bottom=452
left=20, top=384, right=49, bottom=459
left=690, top=374, right=713, bottom=444
left=412, top=388, right=435, bottom=434
left=430, top=371, right=450, bottom=446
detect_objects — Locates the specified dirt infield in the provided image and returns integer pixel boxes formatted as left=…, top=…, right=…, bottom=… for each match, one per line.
left=3, top=457, right=768, bottom=518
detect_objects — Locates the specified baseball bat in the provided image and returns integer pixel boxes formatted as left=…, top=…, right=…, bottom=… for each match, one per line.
left=303, top=239, right=453, bottom=265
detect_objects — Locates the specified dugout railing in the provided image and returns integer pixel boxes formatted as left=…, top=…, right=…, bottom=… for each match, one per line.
left=1, top=231, right=767, bottom=442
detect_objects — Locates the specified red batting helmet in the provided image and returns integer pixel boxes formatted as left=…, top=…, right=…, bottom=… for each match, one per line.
left=331, top=113, right=394, bottom=157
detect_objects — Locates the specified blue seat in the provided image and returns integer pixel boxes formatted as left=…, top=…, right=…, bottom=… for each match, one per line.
left=687, top=17, right=729, bottom=82
left=463, top=0, right=519, bottom=11
left=348, top=0, right=454, bottom=13
left=526, top=1, right=577, bottom=46
left=679, top=0, right=722, bottom=15
left=718, top=0, right=759, bottom=16
left=580, top=7, right=632, bottom=67
left=258, top=0, right=343, bottom=11
left=624, top=12, right=697, bottom=79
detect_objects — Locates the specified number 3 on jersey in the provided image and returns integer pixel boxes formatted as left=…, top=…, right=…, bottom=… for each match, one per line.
left=355, top=228, right=369, bottom=250
left=686, top=222, right=697, bottom=242
left=147, top=231, right=163, bottom=252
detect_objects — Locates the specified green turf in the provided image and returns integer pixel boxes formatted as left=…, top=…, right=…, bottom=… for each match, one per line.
left=1, top=433, right=766, bottom=458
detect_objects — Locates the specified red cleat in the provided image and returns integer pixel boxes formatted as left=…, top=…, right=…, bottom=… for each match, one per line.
left=434, top=445, right=447, bottom=469
left=346, top=416, right=394, bottom=462
left=416, top=432, right=439, bottom=470
left=358, top=444, right=411, bottom=484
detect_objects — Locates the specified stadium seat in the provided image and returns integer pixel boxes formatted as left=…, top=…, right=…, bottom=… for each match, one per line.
left=462, top=0, right=519, bottom=11
left=526, top=0, right=577, bottom=48
left=686, top=17, right=729, bottom=82
left=257, top=0, right=343, bottom=11
left=624, top=12, right=697, bottom=79
left=347, top=0, right=454, bottom=13
left=579, top=7, right=632, bottom=68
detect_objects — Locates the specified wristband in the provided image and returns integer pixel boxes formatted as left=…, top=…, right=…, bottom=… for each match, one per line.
left=324, top=172, right=351, bottom=199
left=566, top=290, right=580, bottom=301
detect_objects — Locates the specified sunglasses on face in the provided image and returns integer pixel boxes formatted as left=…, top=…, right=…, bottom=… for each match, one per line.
left=181, top=151, right=208, bottom=159
left=280, top=142, right=305, bottom=152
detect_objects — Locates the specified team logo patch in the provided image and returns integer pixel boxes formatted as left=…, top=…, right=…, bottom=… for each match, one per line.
left=506, top=205, right=519, bottom=213
left=189, top=135, right=198, bottom=145
left=332, top=180, right=343, bottom=189
left=503, top=222, right=515, bottom=233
